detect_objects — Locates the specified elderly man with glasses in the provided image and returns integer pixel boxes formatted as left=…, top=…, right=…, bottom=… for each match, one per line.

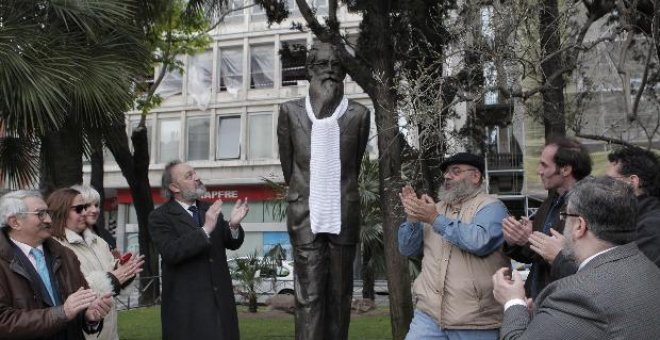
left=0, top=190, right=113, bottom=339
left=398, top=152, right=510, bottom=340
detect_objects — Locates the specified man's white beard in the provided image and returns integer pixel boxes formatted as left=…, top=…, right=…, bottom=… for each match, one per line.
left=437, top=179, right=482, bottom=205
left=309, top=79, right=343, bottom=118
left=182, top=185, right=206, bottom=201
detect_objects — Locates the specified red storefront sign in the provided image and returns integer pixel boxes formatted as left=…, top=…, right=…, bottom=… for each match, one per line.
left=116, top=185, right=279, bottom=205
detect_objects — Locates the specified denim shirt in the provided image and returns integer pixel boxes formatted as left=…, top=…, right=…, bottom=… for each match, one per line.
left=398, top=201, right=508, bottom=257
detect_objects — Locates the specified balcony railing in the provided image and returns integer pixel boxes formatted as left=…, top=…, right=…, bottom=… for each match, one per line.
left=486, top=153, right=523, bottom=170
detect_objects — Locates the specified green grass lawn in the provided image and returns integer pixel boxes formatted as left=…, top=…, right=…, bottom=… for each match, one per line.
left=118, top=305, right=393, bottom=339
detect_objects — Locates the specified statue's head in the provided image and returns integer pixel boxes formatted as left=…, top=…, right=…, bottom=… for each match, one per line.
left=306, top=42, right=347, bottom=85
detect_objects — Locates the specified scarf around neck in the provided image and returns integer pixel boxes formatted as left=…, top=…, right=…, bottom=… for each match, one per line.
left=305, top=95, right=349, bottom=234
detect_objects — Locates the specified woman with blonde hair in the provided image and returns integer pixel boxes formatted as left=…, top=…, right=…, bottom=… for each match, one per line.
left=71, top=184, right=117, bottom=254
left=47, top=188, right=144, bottom=340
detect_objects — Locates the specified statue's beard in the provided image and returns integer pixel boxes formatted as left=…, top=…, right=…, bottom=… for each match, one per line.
left=309, top=78, right=344, bottom=118
left=182, top=183, right=207, bottom=201
left=437, top=179, right=482, bottom=205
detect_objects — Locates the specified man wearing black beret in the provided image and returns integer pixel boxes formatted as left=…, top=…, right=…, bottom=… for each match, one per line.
left=398, top=152, right=510, bottom=339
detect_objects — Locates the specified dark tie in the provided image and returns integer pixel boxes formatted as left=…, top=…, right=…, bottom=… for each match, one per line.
left=543, top=195, right=565, bottom=234
left=30, top=248, right=56, bottom=304
left=188, top=205, right=201, bottom=227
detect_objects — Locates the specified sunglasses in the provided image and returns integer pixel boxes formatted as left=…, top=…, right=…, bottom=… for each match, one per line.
left=71, top=204, right=91, bottom=214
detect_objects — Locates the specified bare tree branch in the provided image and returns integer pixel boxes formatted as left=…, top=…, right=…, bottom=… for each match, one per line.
left=294, top=0, right=377, bottom=92
left=205, top=3, right=256, bottom=33
left=576, top=133, right=638, bottom=147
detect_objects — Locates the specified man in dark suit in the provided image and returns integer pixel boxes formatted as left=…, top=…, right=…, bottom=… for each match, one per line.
left=493, top=177, right=660, bottom=340
left=0, top=190, right=112, bottom=339
left=277, top=42, right=370, bottom=340
left=501, top=137, right=591, bottom=298
left=149, top=161, right=248, bottom=340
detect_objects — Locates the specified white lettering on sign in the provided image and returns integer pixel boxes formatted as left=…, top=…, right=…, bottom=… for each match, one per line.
left=202, top=190, right=239, bottom=200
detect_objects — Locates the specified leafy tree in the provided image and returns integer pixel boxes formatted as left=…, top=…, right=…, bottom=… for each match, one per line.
left=0, top=0, right=149, bottom=189
left=231, top=248, right=289, bottom=313
left=0, top=0, right=223, bottom=305
left=358, top=156, right=383, bottom=300
left=232, top=251, right=265, bottom=313
left=185, top=1, right=462, bottom=337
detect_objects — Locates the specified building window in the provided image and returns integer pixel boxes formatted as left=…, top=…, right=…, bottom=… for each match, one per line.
left=155, top=56, right=183, bottom=98
left=483, top=61, right=498, bottom=105
left=251, top=0, right=265, bottom=19
left=187, top=117, right=210, bottom=161
left=216, top=116, right=241, bottom=159
left=481, top=6, right=495, bottom=45
left=218, top=47, right=244, bottom=93
left=250, top=44, right=274, bottom=89
left=188, top=50, right=213, bottom=109
left=285, top=0, right=299, bottom=13
left=248, top=112, right=272, bottom=159
left=128, top=119, right=153, bottom=156
left=281, top=40, right=307, bottom=87
left=158, top=119, right=181, bottom=163
left=224, top=0, right=245, bottom=23
left=311, top=0, right=328, bottom=13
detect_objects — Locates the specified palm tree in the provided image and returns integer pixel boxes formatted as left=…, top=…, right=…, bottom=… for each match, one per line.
left=233, top=251, right=265, bottom=313
left=0, top=0, right=149, bottom=189
left=358, top=156, right=385, bottom=300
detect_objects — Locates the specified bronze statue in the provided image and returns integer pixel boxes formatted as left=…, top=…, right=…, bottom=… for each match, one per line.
left=277, top=42, right=370, bottom=340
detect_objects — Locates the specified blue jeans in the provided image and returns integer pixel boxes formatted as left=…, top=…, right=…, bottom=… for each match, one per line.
left=405, top=309, right=499, bottom=340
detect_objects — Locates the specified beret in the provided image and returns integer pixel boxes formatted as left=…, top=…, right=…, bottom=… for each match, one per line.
left=440, top=152, right=485, bottom=174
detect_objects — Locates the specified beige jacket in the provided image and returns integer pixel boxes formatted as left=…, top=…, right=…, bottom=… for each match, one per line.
left=57, top=228, right=119, bottom=340
left=413, top=192, right=510, bottom=330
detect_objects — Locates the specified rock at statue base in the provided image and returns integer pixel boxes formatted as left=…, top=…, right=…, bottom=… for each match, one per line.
left=266, top=294, right=295, bottom=314
left=351, top=298, right=376, bottom=313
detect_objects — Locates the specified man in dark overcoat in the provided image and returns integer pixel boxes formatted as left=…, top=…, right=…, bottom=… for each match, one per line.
left=277, top=42, right=370, bottom=340
left=149, top=160, right=248, bottom=340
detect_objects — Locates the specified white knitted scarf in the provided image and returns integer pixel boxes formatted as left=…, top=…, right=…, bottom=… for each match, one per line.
left=305, top=95, right=348, bottom=235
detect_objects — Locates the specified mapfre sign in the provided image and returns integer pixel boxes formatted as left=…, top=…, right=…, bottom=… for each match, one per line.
left=116, top=185, right=279, bottom=204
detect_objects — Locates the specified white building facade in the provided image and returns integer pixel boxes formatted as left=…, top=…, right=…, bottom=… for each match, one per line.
left=88, top=1, right=376, bottom=260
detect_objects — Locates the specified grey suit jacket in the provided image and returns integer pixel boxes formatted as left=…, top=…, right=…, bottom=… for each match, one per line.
left=501, top=243, right=660, bottom=340
left=277, top=98, right=370, bottom=246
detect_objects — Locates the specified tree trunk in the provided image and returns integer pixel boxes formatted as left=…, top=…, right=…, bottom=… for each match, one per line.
left=248, top=293, right=258, bottom=313
left=39, top=121, right=85, bottom=195
left=539, top=0, right=567, bottom=139
left=374, top=90, right=413, bottom=340
left=358, top=4, right=413, bottom=339
left=105, top=122, right=159, bottom=305
left=90, top=133, right=114, bottom=246
left=361, top=245, right=375, bottom=300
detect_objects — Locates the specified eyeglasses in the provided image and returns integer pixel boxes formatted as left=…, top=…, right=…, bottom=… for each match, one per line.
left=559, top=211, right=581, bottom=222
left=71, top=204, right=90, bottom=214
left=18, top=209, right=53, bottom=221
left=443, top=167, right=477, bottom=177
left=309, top=59, right=342, bottom=69
left=608, top=175, right=630, bottom=180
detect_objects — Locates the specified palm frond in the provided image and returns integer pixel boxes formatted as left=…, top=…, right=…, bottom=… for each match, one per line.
left=0, top=0, right=149, bottom=135
left=261, top=176, right=287, bottom=222
left=0, top=135, right=40, bottom=189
